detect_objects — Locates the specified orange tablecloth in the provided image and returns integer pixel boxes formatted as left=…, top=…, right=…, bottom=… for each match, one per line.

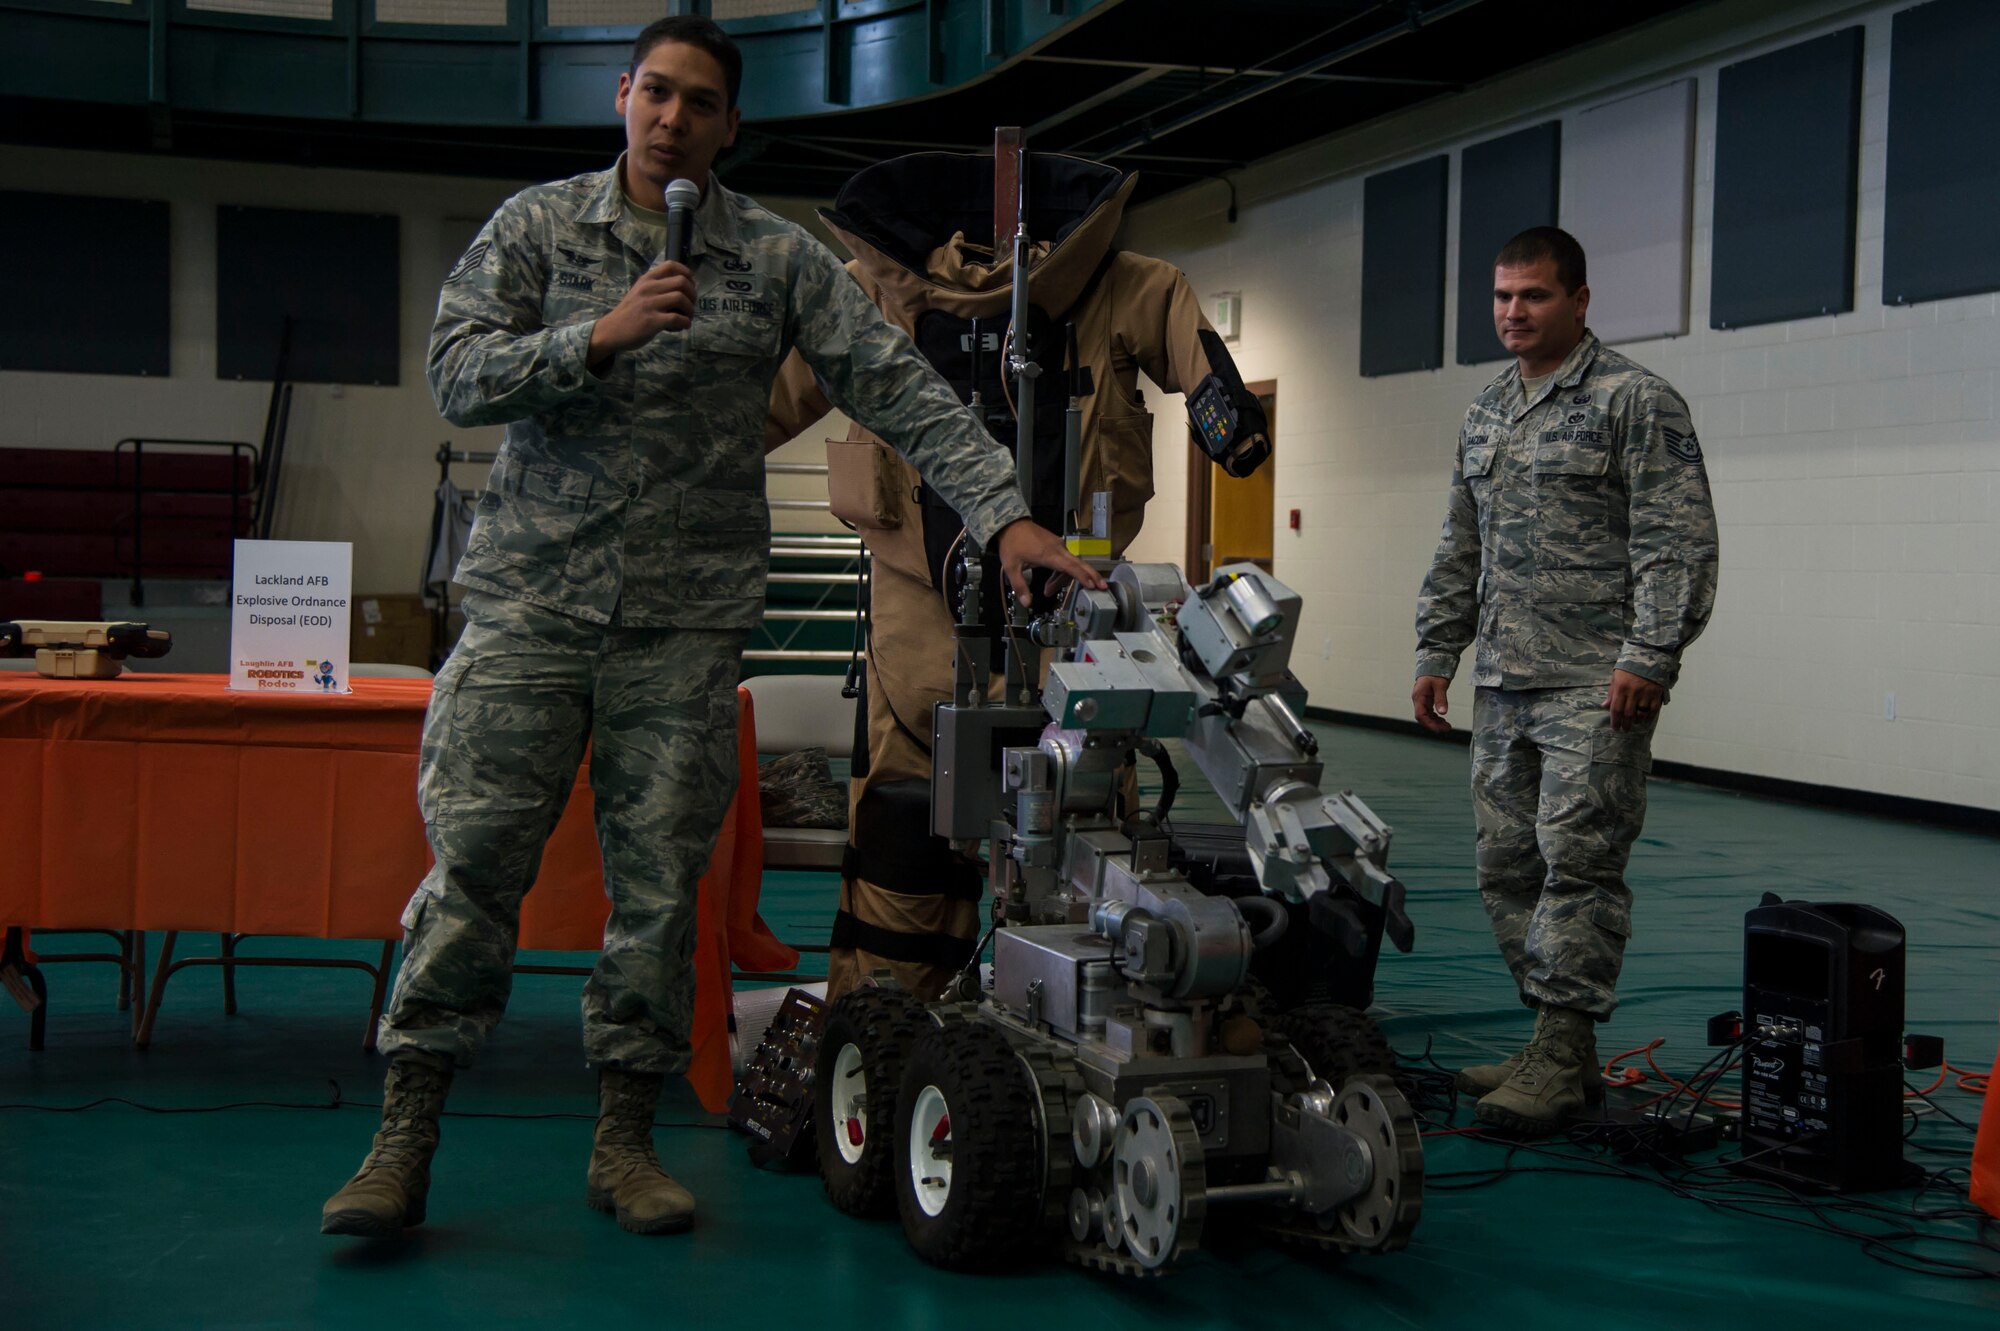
left=1974, top=1016, right=1999, bottom=1220
left=0, top=671, right=797, bottom=1108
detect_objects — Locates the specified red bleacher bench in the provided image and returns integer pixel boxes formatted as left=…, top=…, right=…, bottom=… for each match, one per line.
left=1, top=445, right=256, bottom=582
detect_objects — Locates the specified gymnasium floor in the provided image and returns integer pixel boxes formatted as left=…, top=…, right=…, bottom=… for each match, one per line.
left=2, top=722, right=1994, bottom=1328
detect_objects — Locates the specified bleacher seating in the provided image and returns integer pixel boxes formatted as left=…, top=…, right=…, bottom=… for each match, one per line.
left=0, top=575, right=103, bottom=622
left=0, top=444, right=257, bottom=586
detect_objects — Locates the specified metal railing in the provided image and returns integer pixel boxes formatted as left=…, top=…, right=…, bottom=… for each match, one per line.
left=113, top=437, right=261, bottom=608
left=755, top=459, right=862, bottom=667
left=421, top=452, right=860, bottom=669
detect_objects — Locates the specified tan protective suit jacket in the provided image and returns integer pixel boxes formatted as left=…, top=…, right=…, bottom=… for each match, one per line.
left=764, top=153, right=1261, bottom=998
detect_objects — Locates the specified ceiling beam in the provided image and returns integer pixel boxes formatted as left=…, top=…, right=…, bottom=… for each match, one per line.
left=1024, top=54, right=1459, bottom=89
left=740, top=128, right=883, bottom=166
left=1075, top=0, right=1491, bottom=160
left=1026, top=65, right=1173, bottom=137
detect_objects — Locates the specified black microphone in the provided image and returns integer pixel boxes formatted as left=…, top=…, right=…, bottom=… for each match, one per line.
left=663, top=177, right=699, bottom=266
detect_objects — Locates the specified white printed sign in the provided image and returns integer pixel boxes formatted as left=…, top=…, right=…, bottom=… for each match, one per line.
left=229, top=540, right=353, bottom=694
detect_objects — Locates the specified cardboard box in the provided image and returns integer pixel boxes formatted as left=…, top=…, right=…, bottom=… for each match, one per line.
left=352, top=593, right=433, bottom=669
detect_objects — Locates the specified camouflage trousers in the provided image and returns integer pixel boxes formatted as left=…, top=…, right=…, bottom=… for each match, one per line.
left=1471, top=685, right=1655, bottom=1020
left=378, top=591, right=745, bottom=1075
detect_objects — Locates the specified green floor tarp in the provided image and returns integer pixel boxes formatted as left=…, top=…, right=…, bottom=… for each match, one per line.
left=2, top=723, right=1994, bottom=1327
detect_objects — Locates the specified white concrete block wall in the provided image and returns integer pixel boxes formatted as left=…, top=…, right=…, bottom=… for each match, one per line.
left=1120, top=0, right=2000, bottom=811
left=0, top=145, right=530, bottom=595
left=0, top=144, right=847, bottom=587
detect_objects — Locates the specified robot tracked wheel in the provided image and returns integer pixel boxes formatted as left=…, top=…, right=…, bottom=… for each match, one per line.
left=1109, top=1094, right=1206, bottom=1270
left=1325, top=1076, right=1425, bottom=1251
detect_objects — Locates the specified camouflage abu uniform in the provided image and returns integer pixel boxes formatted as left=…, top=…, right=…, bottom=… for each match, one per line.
left=379, top=160, right=1030, bottom=1074
left=1414, top=329, right=1717, bottom=1019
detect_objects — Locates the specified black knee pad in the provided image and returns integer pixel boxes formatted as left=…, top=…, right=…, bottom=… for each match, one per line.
left=847, top=780, right=983, bottom=901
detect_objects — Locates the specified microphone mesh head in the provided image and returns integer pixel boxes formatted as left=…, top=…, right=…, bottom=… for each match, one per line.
left=664, top=178, right=701, bottom=210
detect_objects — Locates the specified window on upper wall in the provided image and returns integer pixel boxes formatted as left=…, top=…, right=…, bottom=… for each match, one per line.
left=375, top=0, right=508, bottom=24
left=1709, top=27, right=1864, bottom=329
left=0, top=190, right=170, bottom=377
left=1883, top=0, right=2000, bottom=305
left=187, top=0, right=335, bottom=20
left=215, top=206, right=401, bottom=386
left=710, top=0, right=819, bottom=15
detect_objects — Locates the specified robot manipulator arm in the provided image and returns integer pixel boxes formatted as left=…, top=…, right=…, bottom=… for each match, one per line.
left=1245, top=784, right=1415, bottom=954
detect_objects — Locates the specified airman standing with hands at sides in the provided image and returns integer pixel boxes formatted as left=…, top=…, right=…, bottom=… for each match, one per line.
left=1412, top=226, right=1718, bottom=1136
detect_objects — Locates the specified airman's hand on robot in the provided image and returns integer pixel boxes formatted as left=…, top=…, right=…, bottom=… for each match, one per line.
left=995, top=518, right=1108, bottom=604
left=1412, top=675, right=1452, bottom=733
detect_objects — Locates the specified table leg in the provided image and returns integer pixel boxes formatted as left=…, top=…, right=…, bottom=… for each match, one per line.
left=2, top=927, right=49, bottom=1052
left=363, top=939, right=396, bottom=1055
left=135, top=930, right=179, bottom=1050
left=220, top=933, right=239, bottom=1015
left=25, top=962, right=46, bottom=1052
left=129, top=932, right=146, bottom=1040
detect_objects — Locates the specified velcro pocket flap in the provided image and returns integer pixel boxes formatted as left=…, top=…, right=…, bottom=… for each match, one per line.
left=1534, top=439, right=1611, bottom=475
left=1536, top=567, right=1628, bottom=603
left=679, top=487, right=767, bottom=534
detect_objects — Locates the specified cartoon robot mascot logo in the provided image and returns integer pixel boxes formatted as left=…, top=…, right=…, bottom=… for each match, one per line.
left=314, top=660, right=338, bottom=692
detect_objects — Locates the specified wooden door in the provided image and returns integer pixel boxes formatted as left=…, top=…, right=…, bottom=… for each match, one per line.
left=1186, top=381, right=1275, bottom=582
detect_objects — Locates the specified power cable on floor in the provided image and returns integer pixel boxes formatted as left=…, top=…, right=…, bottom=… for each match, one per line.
left=1396, top=1035, right=1999, bottom=1280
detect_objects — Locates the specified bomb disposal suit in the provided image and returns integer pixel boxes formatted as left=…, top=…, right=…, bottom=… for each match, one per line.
left=765, top=153, right=1272, bottom=999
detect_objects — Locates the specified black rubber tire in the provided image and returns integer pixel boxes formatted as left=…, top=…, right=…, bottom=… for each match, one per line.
left=893, top=1023, right=1046, bottom=1272
left=1271, top=1003, right=1398, bottom=1086
left=814, top=987, right=926, bottom=1218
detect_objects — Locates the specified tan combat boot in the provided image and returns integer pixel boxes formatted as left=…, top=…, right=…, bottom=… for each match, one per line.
left=1457, top=1017, right=1605, bottom=1104
left=1474, top=1005, right=1599, bottom=1136
left=586, top=1066, right=696, bottom=1234
left=321, top=1050, right=455, bottom=1237
left=1456, top=1046, right=1528, bottom=1098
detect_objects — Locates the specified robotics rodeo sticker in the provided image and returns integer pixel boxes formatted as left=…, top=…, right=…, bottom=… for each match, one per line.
left=237, top=658, right=341, bottom=693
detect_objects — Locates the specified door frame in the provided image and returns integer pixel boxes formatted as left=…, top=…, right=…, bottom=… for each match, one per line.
left=1185, top=378, right=1275, bottom=584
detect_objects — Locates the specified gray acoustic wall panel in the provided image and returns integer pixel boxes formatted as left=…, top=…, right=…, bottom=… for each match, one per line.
left=1884, top=0, right=2000, bottom=306
left=1457, top=122, right=1561, bottom=365
left=1359, top=154, right=1449, bottom=377
left=1711, top=28, right=1863, bottom=329
left=0, top=191, right=170, bottom=376
left=1564, top=80, right=1696, bottom=345
left=216, top=205, right=400, bottom=384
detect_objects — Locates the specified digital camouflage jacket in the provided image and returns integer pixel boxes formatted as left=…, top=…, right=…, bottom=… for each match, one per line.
left=431, top=160, right=1030, bottom=629
left=1415, top=330, right=1718, bottom=690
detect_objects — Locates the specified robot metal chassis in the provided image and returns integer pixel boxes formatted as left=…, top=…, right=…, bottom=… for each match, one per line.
left=812, top=555, right=1427, bottom=1275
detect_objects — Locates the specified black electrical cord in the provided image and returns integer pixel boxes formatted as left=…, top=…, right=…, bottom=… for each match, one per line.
left=1904, top=1081, right=1989, bottom=1135
left=1134, top=737, right=1180, bottom=825
left=840, top=546, right=869, bottom=701
left=1436, top=1128, right=2000, bottom=1278
left=1403, top=1035, right=2000, bottom=1280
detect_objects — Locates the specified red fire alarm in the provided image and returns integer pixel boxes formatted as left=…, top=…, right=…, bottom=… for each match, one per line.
left=1288, top=509, right=1301, bottom=532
